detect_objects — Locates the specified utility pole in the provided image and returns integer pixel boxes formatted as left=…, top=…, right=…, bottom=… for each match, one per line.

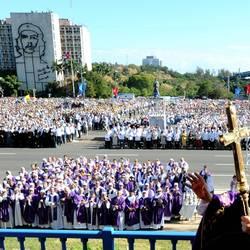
left=70, top=0, right=75, bottom=98
left=227, top=75, right=230, bottom=93
left=71, top=57, right=75, bottom=98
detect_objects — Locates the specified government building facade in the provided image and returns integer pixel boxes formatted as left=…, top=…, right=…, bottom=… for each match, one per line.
left=0, top=11, right=92, bottom=92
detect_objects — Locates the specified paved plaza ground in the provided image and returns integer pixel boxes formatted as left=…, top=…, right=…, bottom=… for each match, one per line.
left=0, top=130, right=246, bottom=231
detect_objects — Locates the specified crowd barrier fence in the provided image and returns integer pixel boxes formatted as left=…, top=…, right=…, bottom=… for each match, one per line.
left=0, top=227, right=196, bottom=250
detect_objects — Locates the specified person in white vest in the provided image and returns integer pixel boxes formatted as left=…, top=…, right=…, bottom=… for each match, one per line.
left=145, top=129, right=152, bottom=149
left=135, top=127, right=142, bottom=149
left=118, top=128, right=125, bottom=149
left=166, top=129, right=173, bottom=149
left=173, top=127, right=181, bottom=149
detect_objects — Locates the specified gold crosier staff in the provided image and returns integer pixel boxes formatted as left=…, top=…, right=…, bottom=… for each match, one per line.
left=220, top=102, right=250, bottom=215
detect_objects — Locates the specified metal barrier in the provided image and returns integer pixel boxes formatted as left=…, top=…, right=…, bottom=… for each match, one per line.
left=0, top=227, right=196, bottom=250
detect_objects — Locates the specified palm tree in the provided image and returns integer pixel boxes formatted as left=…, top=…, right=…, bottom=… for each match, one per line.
left=52, top=60, right=65, bottom=86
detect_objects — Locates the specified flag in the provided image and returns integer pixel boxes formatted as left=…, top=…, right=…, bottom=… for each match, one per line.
left=24, top=94, right=31, bottom=103
left=234, top=87, right=241, bottom=96
left=78, top=80, right=87, bottom=96
left=245, top=84, right=250, bottom=95
left=112, top=87, right=119, bottom=97
left=63, top=52, right=71, bottom=60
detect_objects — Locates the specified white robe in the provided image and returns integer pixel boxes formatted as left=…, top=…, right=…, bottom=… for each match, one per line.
left=14, top=193, right=24, bottom=227
left=46, top=193, right=63, bottom=229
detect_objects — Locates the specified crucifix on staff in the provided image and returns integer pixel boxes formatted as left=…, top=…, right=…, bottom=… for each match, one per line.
left=220, top=102, right=250, bottom=215
left=188, top=101, right=250, bottom=250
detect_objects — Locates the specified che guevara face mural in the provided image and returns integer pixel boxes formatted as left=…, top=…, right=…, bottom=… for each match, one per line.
left=15, top=23, right=52, bottom=90
left=20, top=29, right=39, bottom=54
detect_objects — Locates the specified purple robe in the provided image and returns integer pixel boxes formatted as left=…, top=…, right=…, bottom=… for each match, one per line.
left=152, top=195, right=166, bottom=224
left=0, top=198, right=10, bottom=222
left=126, top=181, right=136, bottom=192
left=125, top=197, right=139, bottom=226
left=98, top=200, right=111, bottom=225
left=64, top=195, right=74, bottom=223
left=171, top=190, right=182, bottom=216
left=111, top=196, right=125, bottom=226
left=37, top=195, right=49, bottom=225
left=76, top=202, right=87, bottom=223
left=163, top=192, right=173, bottom=218
left=139, top=197, right=152, bottom=225
left=23, top=195, right=37, bottom=224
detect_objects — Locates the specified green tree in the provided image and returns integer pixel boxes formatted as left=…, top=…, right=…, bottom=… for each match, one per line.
left=185, top=81, right=199, bottom=97
left=126, top=72, right=154, bottom=95
left=92, top=62, right=112, bottom=76
left=45, top=81, right=66, bottom=97
left=195, top=67, right=205, bottom=77
left=85, top=72, right=111, bottom=98
left=217, top=69, right=231, bottom=79
left=0, top=75, right=21, bottom=96
left=197, top=79, right=214, bottom=97
left=129, top=87, right=141, bottom=96
left=85, top=81, right=96, bottom=97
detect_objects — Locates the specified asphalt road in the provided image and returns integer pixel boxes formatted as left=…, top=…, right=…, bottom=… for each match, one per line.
left=0, top=131, right=249, bottom=192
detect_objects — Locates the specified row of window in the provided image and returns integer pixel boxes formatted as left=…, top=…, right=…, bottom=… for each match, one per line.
left=61, top=36, right=81, bottom=40
left=0, top=35, right=12, bottom=39
left=61, top=38, right=81, bottom=41
left=61, top=50, right=81, bottom=55
left=0, top=52, right=15, bottom=55
left=0, top=42, right=13, bottom=46
left=60, top=28, right=80, bottom=32
left=0, top=67, right=16, bottom=70
left=61, top=45, right=82, bottom=50
left=61, top=45, right=82, bottom=49
left=0, top=49, right=14, bottom=54
left=0, top=59, right=15, bottom=63
left=0, top=27, right=11, bottom=32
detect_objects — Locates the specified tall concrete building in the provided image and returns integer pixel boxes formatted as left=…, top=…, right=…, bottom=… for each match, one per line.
left=60, top=19, right=92, bottom=71
left=10, top=12, right=63, bottom=91
left=0, top=19, right=16, bottom=71
left=142, top=56, right=162, bottom=67
left=0, top=12, right=92, bottom=91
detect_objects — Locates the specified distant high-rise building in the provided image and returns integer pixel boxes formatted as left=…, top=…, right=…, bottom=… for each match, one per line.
left=0, top=19, right=16, bottom=71
left=10, top=12, right=63, bottom=91
left=142, top=56, right=162, bottom=67
left=60, top=18, right=92, bottom=71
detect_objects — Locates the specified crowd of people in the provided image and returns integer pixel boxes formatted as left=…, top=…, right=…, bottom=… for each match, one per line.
left=1, top=97, right=250, bottom=149
left=104, top=99, right=250, bottom=150
left=0, top=155, right=202, bottom=230
left=0, top=97, right=152, bottom=148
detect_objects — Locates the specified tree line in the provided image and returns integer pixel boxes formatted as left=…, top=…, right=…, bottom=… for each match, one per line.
left=0, top=61, right=247, bottom=99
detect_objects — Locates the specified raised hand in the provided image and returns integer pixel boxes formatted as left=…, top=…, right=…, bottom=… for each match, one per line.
left=241, top=216, right=250, bottom=234
left=186, top=172, right=212, bottom=202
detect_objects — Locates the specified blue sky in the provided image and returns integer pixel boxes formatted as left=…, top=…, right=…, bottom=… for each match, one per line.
left=2, top=0, right=250, bottom=73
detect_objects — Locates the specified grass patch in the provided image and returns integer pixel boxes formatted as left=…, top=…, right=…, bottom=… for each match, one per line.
left=3, top=238, right=192, bottom=250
